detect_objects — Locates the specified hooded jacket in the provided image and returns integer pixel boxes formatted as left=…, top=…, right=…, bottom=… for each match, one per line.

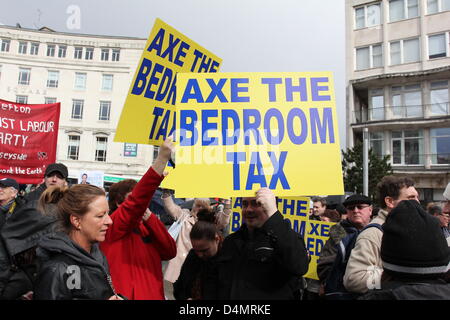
left=34, top=232, right=115, bottom=300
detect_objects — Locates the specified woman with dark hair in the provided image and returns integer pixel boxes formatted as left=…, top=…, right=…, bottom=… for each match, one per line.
left=173, top=209, right=223, bottom=300
left=99, top=137, right=177, bottom=300
left=34, top=184, right=121, bottom=300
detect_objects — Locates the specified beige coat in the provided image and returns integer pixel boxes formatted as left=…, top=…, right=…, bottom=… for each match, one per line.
left=343, top=209, right=388, bottom=294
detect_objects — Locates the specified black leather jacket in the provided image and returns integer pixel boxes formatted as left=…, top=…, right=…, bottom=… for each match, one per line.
left=206, top=211, right=309, bottom=300
left=34, top=232, right=115, bottom=300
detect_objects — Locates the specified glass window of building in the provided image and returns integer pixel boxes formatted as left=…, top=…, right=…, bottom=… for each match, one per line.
left=430, top=128, right=450, bottom=164
left=18, top=68, right=31, bottom=85
left=369, top=132, right=384, bottom=158
left=356, top=44, right=383, bottom=70
left=47, top=70, right=59, bottom=88
left=355, top=3, right=381, bottom=29
left=30, top=42, right=39, bottom=55
left=74, top=47, right=83, bottom=59
left=71, top=99, right=84, bottom=119
left=390, top=0, right=419, bottom=22
left=99, top=101, right=111, bottom=120
left=18, top=41, right=27, bottom=54
left=16, top=95, right=28, bottom=104
left=74, top=72, right=87, bottom=90
left=112, top=49, right=120, bottom=61
left=85, top=47, right=94, bottom=60
left=58, top=45, right=67, bottom=58
left=67, top=135, right=80, bottom=160
left=101, top=74, right=113, bottom=91
left=391, top=130, right=424, bottom=165
left=47, top=44, right=55, bottom=57
left=45, top=97, right=57, bottom=104
left=428, top=33, right=447, bottom=59
left=390, top=84, right=422, bottom=118
left=390, top=38, right=420, bottom=65
left=101, top=48, right=109, bottom=61
left=427, top=0, right=450, bottom=13
left=369, top=89, right=384, bottom=120
left=1, top=39, right=10, bottom=52
left=430, top=80, right=449, bottom=116
left=95, top=137, right=108, bottom=162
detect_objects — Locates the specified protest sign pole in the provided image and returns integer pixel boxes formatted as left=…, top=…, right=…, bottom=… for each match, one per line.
left=363, top=127, right=369, bottom=197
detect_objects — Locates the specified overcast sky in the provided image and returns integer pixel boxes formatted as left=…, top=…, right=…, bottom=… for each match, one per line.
left=1, top=0, right=346, bottom=148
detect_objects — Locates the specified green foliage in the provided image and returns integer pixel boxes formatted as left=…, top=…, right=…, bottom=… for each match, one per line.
left=341, top=141, right=393, bottom=203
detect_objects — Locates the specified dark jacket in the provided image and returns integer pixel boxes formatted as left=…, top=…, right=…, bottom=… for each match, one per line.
left=0, top=197, right=54, bottom=299
left=317, top=219, right=358, bottom=284
left=23, top=184, right=47, bottom=204
left=173, top=249, right=218, bottom=300
left=206, top=211, right=309, bottom=300
left=34, top=232, right=115, bottom=300
left=359, top=279, right=450, bottom=300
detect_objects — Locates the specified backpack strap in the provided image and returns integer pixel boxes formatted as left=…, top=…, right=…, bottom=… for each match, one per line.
left=362, top=223, right=383, bottom=233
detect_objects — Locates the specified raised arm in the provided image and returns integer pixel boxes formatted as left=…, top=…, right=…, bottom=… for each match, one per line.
left=161, top=190, right=184, bottom=221
left=105, top=137, right=174, bottom=242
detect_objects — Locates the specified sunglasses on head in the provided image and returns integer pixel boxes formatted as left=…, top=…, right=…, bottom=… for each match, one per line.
left=345, top=204, right=370, bottom=211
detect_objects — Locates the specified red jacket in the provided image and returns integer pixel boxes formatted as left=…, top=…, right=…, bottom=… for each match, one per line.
left=100, top=167, right=177, bottom=300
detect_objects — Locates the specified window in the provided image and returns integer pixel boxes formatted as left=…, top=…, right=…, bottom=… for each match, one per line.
left=47, top=70, right=59, bottom=88
left=74, top=72, right=87, bottom=90
left=99, top=101, right=111, bottom=120
left=430, top=128, right=450, bottom=164
left=1, top=39, right=10, bottom=52
left=355, top=3, right=381, bottom=29
left=389, top=0, right=419, bottom=22
left=101, top=48, right=109, bottom=61
left=67, top=135, right=80, bottom=160
left=18, top=68, right=31, bottom=85
left=427, top=0, right=450, bottom=14
left=74, top=47, right=83, bottom=59
left=112, top=49, right=120, bottom=61
left=430, top=80, right=449, bottom=116
left=428, top=33, right=448, bottom=59
left=95, top=137, right=108, bottom=162
left=391, top=130, right=423, bottom=165
left=370, top=89, right=385, bottom=120
left=30, top=42, right=39, bottom=55
left=16, top=95, right=28, bottom=104
left=85, top=47, right=94, bottom=60
left=47, top=44, right=55, bottom=57
left=18, top=41, right=27, bottom=54
left=390, top=38, right=420, bottom=65
left=356, top=44, right=383, bottom=70
left=71, top=99, right=84, bottom=119
left=369, top=132, right=384, bottom=158
left=102, top=74, right=113, bottom=91
left=391, top=84, right=422, bottom=118
left=45, top=97, right=57, bottom=104
left=58, top=45, right=67, bottom=58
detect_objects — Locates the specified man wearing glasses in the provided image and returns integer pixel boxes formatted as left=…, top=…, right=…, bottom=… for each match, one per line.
left=317, top=194, right=372, bottom=296
left=343, top=175, right=419, bottom=295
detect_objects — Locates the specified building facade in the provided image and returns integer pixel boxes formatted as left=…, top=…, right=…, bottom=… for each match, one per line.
left=346, top=0, right=450, bottom=203
left=0, top=25, right=158, bottom=187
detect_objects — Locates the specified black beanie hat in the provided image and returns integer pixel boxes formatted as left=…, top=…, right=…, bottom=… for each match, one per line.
left=381, top=200, right=450, bottom=276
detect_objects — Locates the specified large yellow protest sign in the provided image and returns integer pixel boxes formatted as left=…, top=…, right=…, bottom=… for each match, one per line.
left=114, top=18, right=222, bottom=146
left=173, top=72, right=344, bottom=198
left=229, top=197, right=335, bottom=280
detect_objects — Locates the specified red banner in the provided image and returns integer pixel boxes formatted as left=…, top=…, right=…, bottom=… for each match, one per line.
left=0, top=99, right=61, bottom=184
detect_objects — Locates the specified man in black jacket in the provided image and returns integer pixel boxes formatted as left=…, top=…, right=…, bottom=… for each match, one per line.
left=23, top=162, right=68, bottom=204
left=206, top=188, right=309, bottom=300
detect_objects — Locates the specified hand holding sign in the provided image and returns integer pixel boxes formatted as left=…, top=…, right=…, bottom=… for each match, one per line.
left=152, top=135, right=175, bottom=176
left=256, top=188, right=277, bottom=219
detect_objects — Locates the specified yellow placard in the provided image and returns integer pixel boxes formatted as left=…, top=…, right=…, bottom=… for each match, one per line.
left=173, top=72, right=344, bottom=198
left=229, top=197, right=335, bottom=280
left=114, top=18, right=222, bottom=146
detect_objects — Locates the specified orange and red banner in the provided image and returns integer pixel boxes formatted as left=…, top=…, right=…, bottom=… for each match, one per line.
left=0, top=99, right=60, bottom=184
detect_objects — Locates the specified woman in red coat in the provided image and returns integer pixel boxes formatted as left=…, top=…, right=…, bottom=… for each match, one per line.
left=100, top=137, right=177, bottom=300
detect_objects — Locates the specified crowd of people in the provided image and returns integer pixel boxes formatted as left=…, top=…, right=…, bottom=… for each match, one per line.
left=0, top=136, right=449, bottom=300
